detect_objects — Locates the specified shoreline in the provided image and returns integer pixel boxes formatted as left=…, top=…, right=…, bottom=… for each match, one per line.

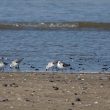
left=0, top=72, right=110, bottom=110
left=1, top=71, right=110, bottom=74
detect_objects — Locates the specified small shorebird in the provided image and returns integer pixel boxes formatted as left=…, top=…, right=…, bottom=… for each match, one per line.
left=10, top=58, right=24, bottom=69
left=0, top=57, right=8, bottom=72
left=0, top=60, right=5, bottom=72
left=46, top=60, right=58, bottom=71
left=57, top=61, right=70, bottom=71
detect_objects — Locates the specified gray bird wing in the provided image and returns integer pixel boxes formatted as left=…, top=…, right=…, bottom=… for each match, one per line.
left=63, top=62, right=70, bottom=67
left=16, top=58, right=24, bottom=63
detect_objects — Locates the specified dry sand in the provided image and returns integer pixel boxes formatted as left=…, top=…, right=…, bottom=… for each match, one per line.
left=0, top=72, right=110, bottom=110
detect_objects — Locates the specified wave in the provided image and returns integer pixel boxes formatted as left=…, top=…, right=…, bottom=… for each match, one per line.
left=0, top=21, right=110, bottom=30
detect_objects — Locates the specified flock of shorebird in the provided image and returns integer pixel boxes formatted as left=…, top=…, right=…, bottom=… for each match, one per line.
left=46, top=60, right=70, bottom=71
left=0, top=56, right=71, bottom=72
left=0, top=57, right=24, bottom=71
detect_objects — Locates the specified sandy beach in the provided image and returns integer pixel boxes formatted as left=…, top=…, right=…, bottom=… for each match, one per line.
left=0, top=72, right=110, bottom=110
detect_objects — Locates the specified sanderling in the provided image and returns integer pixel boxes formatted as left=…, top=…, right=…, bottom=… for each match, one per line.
left=0, top=60, right=5, bottom=71
left=10, top=58, right=24, bottom=69
left=0, top=58, right=8, bottom=72
left=57, top=61, right=70, bottom=71
left=46, top=60, right=58, bottom=71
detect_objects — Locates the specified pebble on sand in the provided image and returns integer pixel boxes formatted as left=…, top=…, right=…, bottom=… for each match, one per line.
left=53, top=86, right=59, bottom=90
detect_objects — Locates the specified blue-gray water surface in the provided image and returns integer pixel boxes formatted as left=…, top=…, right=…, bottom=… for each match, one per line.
left=0, top=0, right=110, bottom=72
left=0, top=0, right=110, bottom=22
left=1, top=30, right=110, bottom=72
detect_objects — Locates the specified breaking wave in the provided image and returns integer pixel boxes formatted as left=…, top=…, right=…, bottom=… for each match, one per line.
left=0, top=21, right=110, bottom=30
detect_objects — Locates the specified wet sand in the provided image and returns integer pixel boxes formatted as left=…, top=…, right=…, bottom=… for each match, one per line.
left=0, top=72, right=110, bottom=110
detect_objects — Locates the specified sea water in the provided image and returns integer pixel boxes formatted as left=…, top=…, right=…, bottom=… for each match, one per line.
left=0, top=0, right=110, bottom=72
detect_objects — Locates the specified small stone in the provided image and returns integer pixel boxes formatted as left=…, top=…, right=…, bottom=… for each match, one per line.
left=48, top=99, right=51, bottom=101
left=3, top=99, right=9, bottom=102
left=100, top=83, right=104, bottom=88
left=0, top=98, right=9, bottom=102
left=82, top=91, right=87, bottom=94
left=71, top=102, right=75, bottom=105
left=65, top=99, right=69, bottom=102
left=49, top=80, right=54, bottom=82
left=24, top=90, right=29, bottom=92
left=17, top=97, right=22, bottom=101
left=25, top=98, right=30, bottom=102
left=2, top=84, right=8, bottom=87
left=100, top=83, right=104, bottom=86
left=24, top=78, right=27, bottom=81
left=30, top=93, right=34, bottom=96
left=67, top=91, right=71, bottom=93
left=75, top=98, right=81, bottom=101
left=94, top=101, right=98, bottom=104
left=84, top=104, right=92, bottom=106
left=81, top=78, right=85, bottom=81
left=10, top=83, right=18, bottom=87
left=72, top=86, right=75, bottom=89
left=53, top=86, right=59, bottom=90
left=74, top=93, right=78, bottom=95
left=82, top=86, right=87, bottom=90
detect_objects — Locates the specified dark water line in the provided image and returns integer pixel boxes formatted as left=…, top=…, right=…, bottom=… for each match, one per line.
left=0, top=21, right=110, bottom=30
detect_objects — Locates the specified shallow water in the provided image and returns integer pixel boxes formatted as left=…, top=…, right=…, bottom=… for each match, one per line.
left=0, top=30, right=110, bottom=72
left=0, top=0, right=110, bottom=72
